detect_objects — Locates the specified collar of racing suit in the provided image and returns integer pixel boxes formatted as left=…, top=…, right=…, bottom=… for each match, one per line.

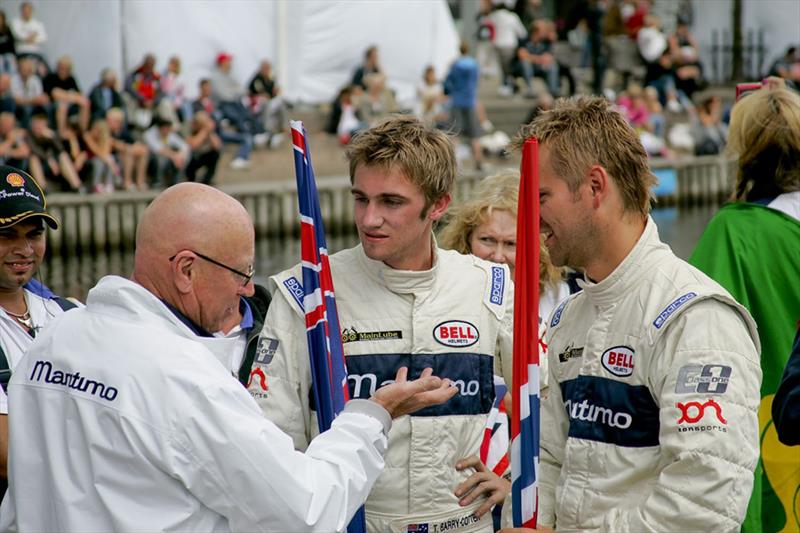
left=578, top=216, right=671, bottom=308
left=355, top=236, right=439, bottom=295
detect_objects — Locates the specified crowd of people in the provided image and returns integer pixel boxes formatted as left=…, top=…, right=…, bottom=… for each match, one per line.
left=0, top=1, right=798, bottom=532
left=0, top=3, right=288, bottom=194
left=0, top=75, right=797, bottom=531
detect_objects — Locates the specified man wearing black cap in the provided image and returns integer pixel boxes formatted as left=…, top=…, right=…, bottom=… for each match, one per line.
left=0, top=164, right=76, bottom=482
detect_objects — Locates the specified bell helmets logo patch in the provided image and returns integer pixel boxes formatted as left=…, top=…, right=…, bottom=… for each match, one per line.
left=601, top=346, right=635, bottom=377
left=6, top=173, right=25, bottom=187
left=433, top=320, right=479, bottom=347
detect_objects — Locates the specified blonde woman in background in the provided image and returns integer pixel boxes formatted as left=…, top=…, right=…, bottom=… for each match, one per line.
left=439, top=170, right=573, bottom=321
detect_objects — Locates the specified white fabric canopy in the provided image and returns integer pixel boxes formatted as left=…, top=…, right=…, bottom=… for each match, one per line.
left=5, top=0, right=459, bottom=106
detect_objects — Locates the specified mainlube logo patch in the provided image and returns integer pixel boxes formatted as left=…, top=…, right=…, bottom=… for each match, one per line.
left=601, top=346, right=635, bottom=377
left=433, top=320, right=479, bottom=347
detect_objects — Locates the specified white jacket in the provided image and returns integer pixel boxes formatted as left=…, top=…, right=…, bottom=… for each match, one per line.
left=252, top=245, right=513, bottom=533
left=0, top=276, right=391, bottom=533
left=539, top=217, right=761, bottom=532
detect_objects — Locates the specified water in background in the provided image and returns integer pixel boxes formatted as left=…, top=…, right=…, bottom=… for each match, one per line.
left=39, top=205, right=720, bottom=301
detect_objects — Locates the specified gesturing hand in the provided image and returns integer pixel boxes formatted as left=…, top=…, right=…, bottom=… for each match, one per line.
left=454, top=455, right=510, bottom=518
left=370, top=367, right=456, bottom=419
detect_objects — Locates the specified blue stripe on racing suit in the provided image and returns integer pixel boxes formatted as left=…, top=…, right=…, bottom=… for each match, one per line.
left=345, top=353, right=494, bottom=417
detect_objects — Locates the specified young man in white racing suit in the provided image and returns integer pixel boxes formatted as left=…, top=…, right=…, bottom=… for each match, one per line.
left=0, top=183, right=457, bottom=532
left=514, top=96, right=761, bottom=532
left=252, top=116, right=514, bottom=532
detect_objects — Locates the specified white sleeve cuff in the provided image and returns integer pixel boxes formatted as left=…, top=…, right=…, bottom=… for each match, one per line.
left=343, top=399, right=392, bottom=436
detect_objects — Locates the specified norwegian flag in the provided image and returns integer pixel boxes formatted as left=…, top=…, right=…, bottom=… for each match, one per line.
left=510, top=138, right=541, bottom=528
left=479, top=376, right=510, bottom=476
left=291, top=121, right=366, bottom=533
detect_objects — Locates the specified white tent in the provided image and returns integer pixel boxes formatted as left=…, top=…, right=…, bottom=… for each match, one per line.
left=4, top=0, right=460, bottom=106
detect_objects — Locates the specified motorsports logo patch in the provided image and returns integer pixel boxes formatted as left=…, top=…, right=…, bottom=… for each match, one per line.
left=676, top=398, right=728, bottom=434
left=433, top=320, right=479, bottom=347
left=341, top=327, right=402, bottom=343
left=558, top=344, right=584, bottom=363
left=601, top=346, right=635, bottom=377
left=255, top=337, right=279, bottom=366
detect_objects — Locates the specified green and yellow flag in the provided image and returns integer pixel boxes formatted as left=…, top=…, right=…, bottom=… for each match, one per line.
left=690, top=202, right=800, bottom=533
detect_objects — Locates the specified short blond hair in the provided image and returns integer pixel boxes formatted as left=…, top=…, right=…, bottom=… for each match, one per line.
left=346, top=115, right=455, bottom=210
left=438, top=170, right=564, bottom=292
left=728, top=87, right=800, bottom=201
left=513, top=96, right=656, bottom=216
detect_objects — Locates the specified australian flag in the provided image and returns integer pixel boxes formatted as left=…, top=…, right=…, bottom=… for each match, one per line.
left=291, top=121, right=365, bottom=533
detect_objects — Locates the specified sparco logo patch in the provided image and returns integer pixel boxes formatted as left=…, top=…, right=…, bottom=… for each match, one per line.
left=433, top=320, right=479, bottom=347
left=601, top=346, right=635, bottom=377
left=489, top=266, right=504, bottom=305
left=653, top=292, right=697, bottom=329
left=550, top=299, right=567, bottom=328
left=282, top=276, right=304, bottom=311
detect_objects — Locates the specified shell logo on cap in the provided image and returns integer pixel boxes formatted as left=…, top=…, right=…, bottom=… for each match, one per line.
left=6, top=173, right=25, bottom=187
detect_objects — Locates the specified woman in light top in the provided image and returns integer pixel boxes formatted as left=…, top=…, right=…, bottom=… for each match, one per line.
left=439, top=169, right=573, bottom=323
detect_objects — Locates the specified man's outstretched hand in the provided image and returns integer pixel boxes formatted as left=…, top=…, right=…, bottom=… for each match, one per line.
left=371, top=367, right=456, bottom=419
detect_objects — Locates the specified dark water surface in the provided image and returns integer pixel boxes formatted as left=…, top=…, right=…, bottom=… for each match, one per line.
left=39, top=205, right=720, bottom=301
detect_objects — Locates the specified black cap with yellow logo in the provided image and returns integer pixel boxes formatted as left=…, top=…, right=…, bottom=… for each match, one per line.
left=0, top=165, right=59, bottom=229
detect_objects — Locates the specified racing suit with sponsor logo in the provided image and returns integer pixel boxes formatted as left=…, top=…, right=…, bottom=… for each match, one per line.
left=539, top=217, right=761, bottom=532
left=253, top=244, right=513, bottom=533
left=0, top=276, right=392, bottom=533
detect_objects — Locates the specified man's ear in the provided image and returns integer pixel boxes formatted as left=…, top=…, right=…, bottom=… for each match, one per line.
left=427, top=192, right=451, bottom=222
left=586, top=165, right=610, bottom=209
left=171, top=252, right=195, bottom=295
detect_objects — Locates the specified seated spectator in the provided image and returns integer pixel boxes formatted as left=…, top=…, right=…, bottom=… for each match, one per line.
left=161, top=55, right=191, bottom=124
left=617, top=83, right=650, bottom=129
left=10, top=56, right=48, bottom=128
left=26, top=112, right=82, bottom=192
left=0, top=111, right=29, bottom=168
left=125, top=53, right=162, bottom=130
left=352, top=45, right=382, bottom=90
left=0, top=72, right=15, bottom=114
left=43, top=55, right=90, bottom=136
left=415, top=65, right=447, bottom=126
left=768, top=46, right=800, bottom=86
left=143, top=116, right=189, bottom=187
left=248, top=59, right=287, bottom=147
left=210, top=52, right=266, bottom=146
left=0, top=10, right=16, bottom=74
left=643, top=85, right=666, bottom=138
left=692, top=95, right=727, bottom=156
left=60, top=118, right=89, bottom=179
left=88, top=68, right=123, bottom=121
left=324, top=85, right=367, bottom=145
left=356, top=72, right=397, bottom=126
left=193, top=78, right=254, bottom=170
left=106, top=107, right=148, bottom=191
left=516, top=20, right=560, bottom=97
left=668, top=21, right=704, bottom=101
left=11, top=2, right=47, bottom=77
left=185, top=111, right=221, bottom=185
left=644, top=49, right=682, bottom=113
left=82, top=118, right=119, bottom=193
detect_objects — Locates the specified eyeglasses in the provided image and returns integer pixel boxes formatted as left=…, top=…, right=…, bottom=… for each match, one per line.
left=169, top=250, right=254, bottom=287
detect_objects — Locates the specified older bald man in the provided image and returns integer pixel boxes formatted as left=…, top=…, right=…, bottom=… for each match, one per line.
left=0, top=183, right=456, bottom=532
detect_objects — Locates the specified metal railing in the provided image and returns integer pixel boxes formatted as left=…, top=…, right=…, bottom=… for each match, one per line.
left=45, top=155, right=736, bottom=255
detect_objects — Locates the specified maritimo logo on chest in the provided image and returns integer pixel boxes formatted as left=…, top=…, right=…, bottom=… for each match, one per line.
left=433, top=320, right=480, bottom=347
